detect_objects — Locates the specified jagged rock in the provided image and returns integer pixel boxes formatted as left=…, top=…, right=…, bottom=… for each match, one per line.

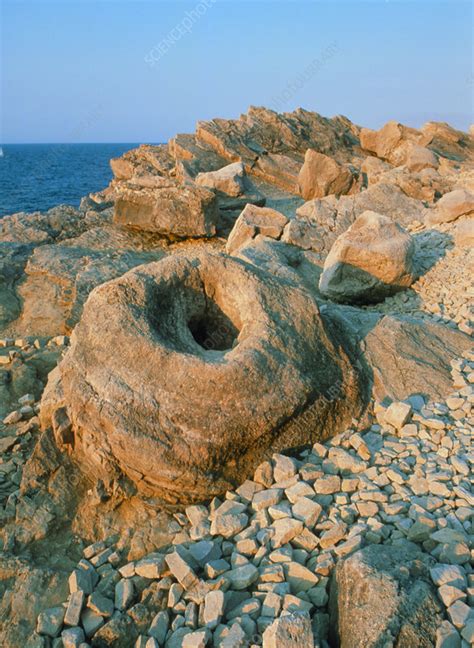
left=319, top=211, right=416, bottom=304
left=375, top=166, right=452, bottom=202
left=262, top=612, right=314, bottom=647
left=359, top=120, right=423, bottom=165
left=195, top=162, right=245, bottom=197
left=13, top=241, right=164, bottom=336
left=0, top=243, right=31, bottom=329
left=403, top=144, right=438, bottom=172
left=114, top=184, right=219, bottom=238
left=329, top=542, right=444, bottom=647
left=42, top=251, right=363, bottom=502
left=421, top=121, right=474, bottom=161
left=323, top=307, right=472, bottom=401
left=91, top=613, right=138, bottom=647
left=194, top=161, right=266, bottom=210
left=0, top=558, right=69, bottom=648
left=426, top=189, right=474, bottom=225
left=109, top=144, right=175, bottom=184
left=0, top=205, right=86, bottom=246
left=297, top=149, right=354, bottom=200
left=292, top=183, right=428, bottom=258
left=226, top=204, right=288, bottom=254
left=361, top=156, right=392, bottom=185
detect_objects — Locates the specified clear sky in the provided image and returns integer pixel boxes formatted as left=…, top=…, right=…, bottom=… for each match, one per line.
left=1, top=0, right=472, bottom=143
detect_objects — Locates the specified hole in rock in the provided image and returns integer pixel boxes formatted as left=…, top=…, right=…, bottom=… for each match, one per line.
left=188, top=301, right=240, bottom=352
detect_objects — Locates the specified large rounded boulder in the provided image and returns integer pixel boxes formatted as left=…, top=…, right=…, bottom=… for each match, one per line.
left=42, top=251, right=364, bottom=503
left=319, top=210, right=416, bottom=304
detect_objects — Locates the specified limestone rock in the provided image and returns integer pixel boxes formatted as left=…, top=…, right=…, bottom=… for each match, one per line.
left=403, top=144, right=438, bottom=173
left=319, top=211, right=416, bottom=304
left=427, top=189, right=474, bottom=225
left=226, top=204, right=288, bottom=255
left=43, top=251, right=363, bottom=502
left=359, top=120, right=423, bottom=165
left=14, top=242, right=164, bottom=337
left=454, top=219, right=474, bottom=248
left=292, top=183, right=428, bottom=258
left=195, top=162, right=245, bottom=197
left=297, top=149, right=353, bottom=200
left=114, top=184, right=219, bottom=238
left=384, top=401, right=412, bottom=429
left=361, top=156, right=392, bottom=185
left=262, top=612, right=314, bottom=647
left=91, top=613, right=138, bottom=647
left=329, top=542, right=444, bottom=647
left=324, top=307, right=472, bottom=401
left=109, top=144, right=174, bottom=185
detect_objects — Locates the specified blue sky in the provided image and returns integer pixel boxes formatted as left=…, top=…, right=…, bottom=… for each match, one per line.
left=1, top=0, right=472, bottom=143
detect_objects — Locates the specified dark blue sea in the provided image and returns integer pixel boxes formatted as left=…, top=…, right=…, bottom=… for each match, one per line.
left=0, top=143, right=142, bottom=217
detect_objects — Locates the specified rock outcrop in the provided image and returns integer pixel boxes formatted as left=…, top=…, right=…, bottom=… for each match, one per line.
left=329, top=542, right=444, bottom=647
left=323, top=306, right=472, bottom=402
left=426, top=188, right=474, bottom=225
left=226, top=204, right=288, bottom=255
left=297, top=149, right=354, bottom=200
left=319, top=211, right=416, bottom=304
left=42, top=251, right=364, bottom=502
left=195, top=161, right=246, bottom=197
left=114, top=184, right=219, bottom=238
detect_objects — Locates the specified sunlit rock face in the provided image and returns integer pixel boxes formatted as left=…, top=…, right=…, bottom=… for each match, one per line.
left=41, top=250, right=364, bottom=503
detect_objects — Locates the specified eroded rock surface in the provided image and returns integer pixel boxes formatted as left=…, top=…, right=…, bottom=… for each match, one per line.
left=319, top=211, right=416, bottom=304
left=297, top=149, right=354, bottom=200
left=42, top=251, right=364, bottom=502
left=329, top=542, right=444, bottom=647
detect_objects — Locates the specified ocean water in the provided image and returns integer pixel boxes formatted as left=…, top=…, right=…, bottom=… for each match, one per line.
left=0, top=143, right=142, bottom=217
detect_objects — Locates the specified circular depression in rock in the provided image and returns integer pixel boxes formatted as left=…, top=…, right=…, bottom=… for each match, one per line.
left=188, top=301, right=240, bottom=351
left=50, top=251, right=362, bottom=502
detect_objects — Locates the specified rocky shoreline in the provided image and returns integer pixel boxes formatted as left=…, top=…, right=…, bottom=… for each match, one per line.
left=0, top=107, right=472, bottom=647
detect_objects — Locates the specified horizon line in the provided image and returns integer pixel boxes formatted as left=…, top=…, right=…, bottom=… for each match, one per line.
left=0, top=142, right=162, bottom=146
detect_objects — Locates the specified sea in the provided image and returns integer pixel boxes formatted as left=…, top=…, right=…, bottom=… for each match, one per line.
left=0, top=143, right=142, bottom=217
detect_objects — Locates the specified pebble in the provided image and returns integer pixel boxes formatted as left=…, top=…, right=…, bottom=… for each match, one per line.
left=31, top=353, right=473, bottom=646
left=384, top=402, right=413, bottom=429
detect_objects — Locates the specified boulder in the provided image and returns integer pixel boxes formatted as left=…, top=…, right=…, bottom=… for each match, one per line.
left=359, top=121, right=423, bottom=165
left=297, top=149, right=353, bottom=200
left=262, top=613, right=314, bottom=647
left=195, top=162, right=245, bottom=197
left=322, top=306, right=472, bottom=402
left=361, top=156, right=392, bottom=186
left=454, top=219, right=474, bottom=247
left=403, top=144, right=438, bottom=172
left=319, top=211, right=416, bottom=304
left=375, top=167, right=452, bottom=203
left=114, top=184, right=219, bottom=238
left=109, top=144, right=175, bottom=184
left=291, top=183, right=428, bottom=259
left=329, top=542, right=444, bottom=648
left=226, top=204, right=288, bottom=255
left=195, top=161, right=265, bottom=210
left=42, top=251, right=364, bottom=503
left=426, top=189, right=474, bottom=225
left=420, top=121, right=474, bottom=161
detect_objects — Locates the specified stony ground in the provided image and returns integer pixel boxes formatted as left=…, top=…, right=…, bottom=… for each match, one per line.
left=26, top=351, right=473, bottom=647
